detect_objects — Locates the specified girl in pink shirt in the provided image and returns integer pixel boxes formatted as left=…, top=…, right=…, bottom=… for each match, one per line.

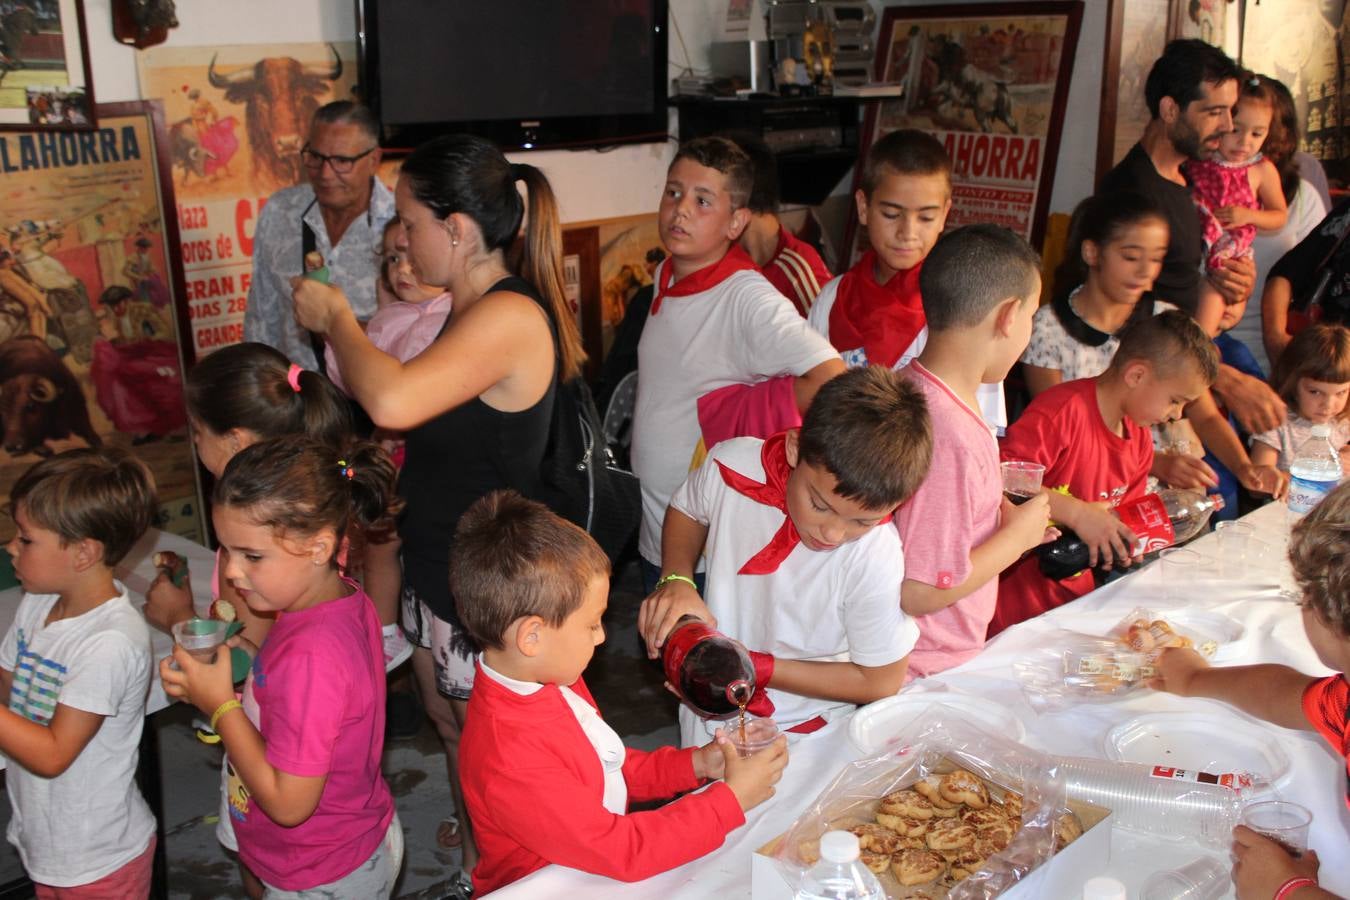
left=161, top=436, right=402, bottom=897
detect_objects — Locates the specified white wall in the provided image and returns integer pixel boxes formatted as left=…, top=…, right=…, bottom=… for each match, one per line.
left=82, top=0, right=1104, bottom=229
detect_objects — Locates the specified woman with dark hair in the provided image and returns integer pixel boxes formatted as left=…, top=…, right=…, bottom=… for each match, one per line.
left=1227, top=74, right=1330, bottom=373
left=293, top=134, right=586, bottom=890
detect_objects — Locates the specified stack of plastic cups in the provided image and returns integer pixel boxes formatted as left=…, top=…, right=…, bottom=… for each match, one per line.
left=1053, top=756, right=1247, bottom=848
left=1140, top=857, right=1230, bottom=900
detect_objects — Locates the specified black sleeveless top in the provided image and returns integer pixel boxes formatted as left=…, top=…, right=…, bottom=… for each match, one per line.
left=399, top=276, right=557, bottom=624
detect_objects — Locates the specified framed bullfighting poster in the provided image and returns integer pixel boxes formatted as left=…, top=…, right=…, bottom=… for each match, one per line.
left=848, top=2, right=1082, bottom=260
left=0, top=100, right=204, bottom=543
left=137, top=42, right=360, bottom=358
left=0, top=0, right=96, bottom=130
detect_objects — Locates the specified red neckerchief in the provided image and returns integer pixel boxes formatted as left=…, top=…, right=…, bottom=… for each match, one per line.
left=716, top=431, right=893, bottom=575
left=650, top=244, right=759, bottom=315
left=828, top=250, right=926, bottom=368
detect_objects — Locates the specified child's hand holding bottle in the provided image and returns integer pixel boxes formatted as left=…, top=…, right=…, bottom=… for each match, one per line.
left=638, top=575, right=714, bottom=659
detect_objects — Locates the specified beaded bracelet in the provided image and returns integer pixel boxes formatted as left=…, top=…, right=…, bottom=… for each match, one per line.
left=1274, top=876, right=1317, bottom=900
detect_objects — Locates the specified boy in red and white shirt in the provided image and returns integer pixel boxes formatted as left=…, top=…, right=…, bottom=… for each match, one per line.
left=454, top=492, right=787, bottom=896
left=894, top=225, right=1055, bottom=679
left=639, top=367, right=932, bottom=745
left=994, top=310, right=1219, bottom=635
left=808, top=129, right=1005, bottom=429
left=634, top=137, right=843, bottom=591
left=1153, top=479, right=1350, bottom=900
left=728, top=132, right=832, bottom=317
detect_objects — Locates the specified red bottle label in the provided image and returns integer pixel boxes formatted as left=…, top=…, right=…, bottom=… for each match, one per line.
left=1115, top=493, right=1175, bottom=554
left=662, top=619, right=716, bottom=690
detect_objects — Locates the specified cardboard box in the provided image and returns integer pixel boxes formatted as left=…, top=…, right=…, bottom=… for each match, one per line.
left=751, top=772, right=1112, bottom=899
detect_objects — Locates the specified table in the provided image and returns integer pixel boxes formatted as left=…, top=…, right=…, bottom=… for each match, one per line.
left=493, top=501, right=1350, bottom=898
left=0, top=528, right=216, bottom=899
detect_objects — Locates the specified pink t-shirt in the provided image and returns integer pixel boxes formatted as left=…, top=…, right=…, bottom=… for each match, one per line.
left=326, top=291, right=453, bottom=395
left=894, top=362, right=1002, bottom=680
left=229, top=581, right=393, bottom=890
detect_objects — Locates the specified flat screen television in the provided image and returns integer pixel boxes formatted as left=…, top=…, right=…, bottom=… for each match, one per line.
left=357, top=0, right=669, bottom=151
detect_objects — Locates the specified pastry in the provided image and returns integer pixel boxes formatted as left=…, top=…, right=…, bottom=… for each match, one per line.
left=939, top=769, right=990, bottom=809
left=875, top=812, right=931, bottom=837
left=998, top=791, right=1023, bottom=821
left=1054, top=810, right=1084, bottom=849
left=879, top=789, right=934, bottom=819
left=976, top=818, right=1015, bottom=851
left=959, top=807, right=1007, bottom=829
left=926, top=817, right=976, bottom=851
left=849, top=823, right=906, bottom=854
left=914, top=775, right=962, bottom=811
left=859, top=849, right=890, bottom=874
left=892, top=849, right=945, bottom=886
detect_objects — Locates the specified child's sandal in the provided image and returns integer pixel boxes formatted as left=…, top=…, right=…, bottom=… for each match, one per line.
left=436, top=817, right=464, bottom=850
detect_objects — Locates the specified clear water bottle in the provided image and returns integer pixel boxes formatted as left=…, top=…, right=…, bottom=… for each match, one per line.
left=794, top=831, right=883, bottom=900
left=1288, top=423, right=1343, bottom=520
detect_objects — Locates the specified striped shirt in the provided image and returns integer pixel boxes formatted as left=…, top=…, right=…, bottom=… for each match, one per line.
left=761, top=226, right=831, bottom=317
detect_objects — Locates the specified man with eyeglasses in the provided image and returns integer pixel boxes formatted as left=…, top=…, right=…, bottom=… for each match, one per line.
left=243, top=100, right=394, bottom=372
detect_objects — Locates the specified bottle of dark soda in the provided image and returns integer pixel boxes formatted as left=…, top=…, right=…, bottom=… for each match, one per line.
left=661, top=616, right=756, bottom=719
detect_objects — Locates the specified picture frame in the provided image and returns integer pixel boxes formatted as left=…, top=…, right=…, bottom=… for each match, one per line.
left=0, top=99, right=205, bottom=543
left=0, top=0, right=97, bottom=131
left=849, top=2, right=1083, bottom=260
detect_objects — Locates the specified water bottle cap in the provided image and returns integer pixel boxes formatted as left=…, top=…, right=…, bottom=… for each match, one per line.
left=1311, top=423, right=1332, bottom=438
left=1081, top=876, right=1126, bottom=900
left=819, top=830, right=861, bottom=863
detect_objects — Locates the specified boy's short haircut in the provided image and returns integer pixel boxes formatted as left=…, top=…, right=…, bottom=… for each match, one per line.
left=918, top=224, right=1040, bottom=331
left=670, top=137, right=753, bottom=210
left=797, top=366, right=933, bottom=511
left=1289, top=478, right=1350, bottom=638
left=1143, top=39, right=1241, bottom=119
left=451, top=490, right=611, bottom=651
left=8, top=447, right=157, bottom=566
left=860, top=129, right=953, bottom=198
left=720, top=131, right=779, bottom=214
left=1107, top=308, right=1219, bottom=385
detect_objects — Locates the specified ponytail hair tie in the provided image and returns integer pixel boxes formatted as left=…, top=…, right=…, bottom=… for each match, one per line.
left=286, top=364, right=303, bottom=393
left=337, top=459, right=354, bottom=480
left=510, top=163, right=526, bottom=182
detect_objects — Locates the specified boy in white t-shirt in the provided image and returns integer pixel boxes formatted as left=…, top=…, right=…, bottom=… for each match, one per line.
left=633, top=136, right=844, bottom=591
left=0, top=448, right=159, bottom=896
left=639, top=367, right=933, bottom=745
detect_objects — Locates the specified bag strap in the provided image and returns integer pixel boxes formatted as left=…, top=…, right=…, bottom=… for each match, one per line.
left=300, top=200, right=329, bottom=376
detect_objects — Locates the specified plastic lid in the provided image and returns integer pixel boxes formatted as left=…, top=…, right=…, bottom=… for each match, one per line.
left=1081, top=876, right=1126, bottom=900
left=1312, top=423, right=1332, bottom=437
left=819, top=830, right=861, bottom=863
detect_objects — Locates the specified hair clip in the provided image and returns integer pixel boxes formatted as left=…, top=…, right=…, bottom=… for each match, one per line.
left=287, top=364, right=303, bottom=393
left=1248, top=76, right=1260, bottom=88
left=337, top=460, right=354, bottom=480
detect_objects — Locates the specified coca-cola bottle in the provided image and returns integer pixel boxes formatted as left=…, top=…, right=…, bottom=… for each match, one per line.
left=1037, top=489, right=1225, bottom=580
left=662, top=616, right=756, bottom=719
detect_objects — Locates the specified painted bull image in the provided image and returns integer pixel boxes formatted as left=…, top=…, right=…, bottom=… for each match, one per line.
left=208, top=45, right=342, bottom=188
left=168, top=119, right=211, bottom=183
left=0, top=336, right=101, bottom=457
left=928, top=35, right=1018, bottom=135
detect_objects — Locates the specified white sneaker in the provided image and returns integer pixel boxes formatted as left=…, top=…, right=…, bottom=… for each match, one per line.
left=383, top=623, right=413, bottom=672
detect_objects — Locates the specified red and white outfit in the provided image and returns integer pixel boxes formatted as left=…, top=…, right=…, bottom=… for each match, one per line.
left=894, top=363, right=1003, bottom=680
left=633, top=246, right=839, bottom=568
left=1303, top=674, right=1350, bottom=812
left=992, top=378, right=1154, bottom=636
left=808, top=251, right=1006, bottom=430
left=670, top=435, right=919, bottom=746
left=460, top=664, right=744, bottom=896
left=760, top=226, right=831, bottom=317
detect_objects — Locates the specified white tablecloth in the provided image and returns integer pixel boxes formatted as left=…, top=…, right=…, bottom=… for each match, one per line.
left=493, top=501, right=1350, bottom=899
left=0, top=527, right=218, bottom=718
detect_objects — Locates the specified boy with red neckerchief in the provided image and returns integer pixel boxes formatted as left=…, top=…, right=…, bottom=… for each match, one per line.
left=638, top=367, right=933, bottom=746
left=807, top=129, right=1005, bottom=429
left=633, top=137, right=844, bottom=593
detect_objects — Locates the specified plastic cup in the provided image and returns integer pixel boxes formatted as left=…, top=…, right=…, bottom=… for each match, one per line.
left=1000, top=460, right=1045, bottom=504
left=1140, top=856, right=1230, bottom=900
left=1160, top=548, right=1203, bottom=604
left=727, top=716, right=779, bottom=758
left=1240, top=800, right=1312, bottom=855
left=171, top=617, right=228, bottom=662
left=1215, top=521, right=1254, bottom=579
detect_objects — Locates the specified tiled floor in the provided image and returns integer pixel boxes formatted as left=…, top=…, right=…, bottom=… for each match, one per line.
left=0, top=558, right=679, bottom=899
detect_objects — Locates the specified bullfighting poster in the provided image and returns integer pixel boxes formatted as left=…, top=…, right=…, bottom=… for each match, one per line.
left=0, top=101, right=202, bottom=542
left=137, top=43, right=359, bottom=358
left=851, top=2, right=1082, bottom=259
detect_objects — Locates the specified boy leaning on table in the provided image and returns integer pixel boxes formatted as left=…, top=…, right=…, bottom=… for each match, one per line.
left=1153, top=481, right=1350, bottom=900
left=452, top=491, right=787, bottom=897
left=638, top=365, right=933, bottom=746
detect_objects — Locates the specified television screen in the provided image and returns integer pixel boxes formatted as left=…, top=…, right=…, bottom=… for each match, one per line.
left=360, top=0, right=668, bottom=151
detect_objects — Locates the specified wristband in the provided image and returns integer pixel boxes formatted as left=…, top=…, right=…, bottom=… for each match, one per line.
left=1274, top=877, right=1317, bottom=900
left=656, top=573, right=697, bottom=591
left=210, top=698, right=243, bottom=732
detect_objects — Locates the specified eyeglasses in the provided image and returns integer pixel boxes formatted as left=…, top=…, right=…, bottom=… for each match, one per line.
left=300, top=145, right=377, bottom=174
